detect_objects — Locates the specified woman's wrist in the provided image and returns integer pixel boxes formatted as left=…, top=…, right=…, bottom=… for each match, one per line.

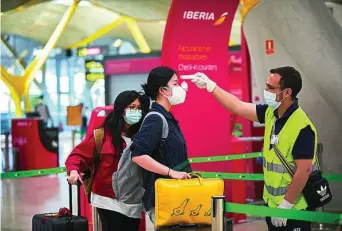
left=167, top=168, right=171, bottom=177
left=70, top=170, right=78, bottom=174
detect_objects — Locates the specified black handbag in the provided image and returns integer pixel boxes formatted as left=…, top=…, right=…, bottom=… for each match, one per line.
left=272, top=144, right=332, bottom=209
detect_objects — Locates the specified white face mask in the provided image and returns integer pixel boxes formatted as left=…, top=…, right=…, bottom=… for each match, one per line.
left=164, top=86, right=187, bottom=105
left=263, top=90, right=281, bottom=109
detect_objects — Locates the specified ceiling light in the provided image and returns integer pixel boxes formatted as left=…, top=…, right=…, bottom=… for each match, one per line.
left=112, top=39, right=123, bottom=48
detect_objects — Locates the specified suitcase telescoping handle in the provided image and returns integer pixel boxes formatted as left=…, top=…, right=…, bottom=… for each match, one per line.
left=68, top=181, right=81, bottom=216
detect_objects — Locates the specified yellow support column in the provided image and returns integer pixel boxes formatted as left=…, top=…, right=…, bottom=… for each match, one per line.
left=0, top=67, right=25, bottom=116
left=67, top=17, right=124, bottom=49
left=229, top=39, right=235, bottom=47
left=124, top=17, right=151, bottom=54
left=66, top=16, right=151, bottom=54
left=23, top=0, right=79, bottom=111
left=1, top=35, right=28, bottom=71
left=0, top=0, right=79, bottom=115
left=1, top=37, right=31, bottom=113
left=240, top=0, right=261, bottom=21
left=1, top=37, right=28, bottom=115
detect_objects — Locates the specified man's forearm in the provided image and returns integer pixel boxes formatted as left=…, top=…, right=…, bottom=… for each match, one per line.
left=284, top=169, right=310, bottom=204
left=211, top=85, right=243, bottom=115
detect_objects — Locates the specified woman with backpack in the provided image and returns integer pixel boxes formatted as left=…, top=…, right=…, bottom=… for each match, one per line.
left=131, top=66, right=192, bottom=223
left=66, top=90, right=150, bottom=231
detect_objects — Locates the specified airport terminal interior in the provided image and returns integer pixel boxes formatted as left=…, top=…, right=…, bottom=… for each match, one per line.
left=1, top=0, right=342, bottom=230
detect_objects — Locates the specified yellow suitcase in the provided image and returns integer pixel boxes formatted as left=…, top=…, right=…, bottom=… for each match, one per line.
left=154, top=174, right=224, bottom=228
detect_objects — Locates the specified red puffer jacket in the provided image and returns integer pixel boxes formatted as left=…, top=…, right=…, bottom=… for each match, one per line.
left=65, top=128, right=125, bottom=198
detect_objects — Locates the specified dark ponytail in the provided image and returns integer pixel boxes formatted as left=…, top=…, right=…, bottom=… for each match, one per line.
left=142, top=66, right=176, bottom=100
left=141, top=83, right=152, bottom=99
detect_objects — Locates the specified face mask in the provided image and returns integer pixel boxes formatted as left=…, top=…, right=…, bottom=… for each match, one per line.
left=263, top=90, right=282, bottom=109
left=123, top=110, right=142, bottom=125
left=164, top=86, right=187, bottom=105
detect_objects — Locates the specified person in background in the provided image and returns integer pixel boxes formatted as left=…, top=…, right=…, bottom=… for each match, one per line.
left=131, top=66, right=192, bottom=223
left=80, top=103, right=88, bottom=139
left=184, top=67, right=318, bottom=231
left=66, top=90, right=150, bottom=231
left=35, top=95, right=53, bottom=127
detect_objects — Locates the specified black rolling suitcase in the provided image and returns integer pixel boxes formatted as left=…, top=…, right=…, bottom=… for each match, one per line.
left=32, top=182, right=88, bottom=231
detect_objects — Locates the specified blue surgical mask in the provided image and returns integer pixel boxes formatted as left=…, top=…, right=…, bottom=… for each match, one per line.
left=263, top=90, right=281, bottom=109
left=124, top=110, right=142, bottom=125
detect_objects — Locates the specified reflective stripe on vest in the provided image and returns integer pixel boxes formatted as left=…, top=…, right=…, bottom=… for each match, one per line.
left=266, top=185, right=288, bottom=196
left=263, top=157, right=319, bottom=174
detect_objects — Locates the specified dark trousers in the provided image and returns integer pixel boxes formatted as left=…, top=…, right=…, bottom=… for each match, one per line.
left=266, top=216, right=311, bottom=231
left=97, top=208, right=141, bottom=231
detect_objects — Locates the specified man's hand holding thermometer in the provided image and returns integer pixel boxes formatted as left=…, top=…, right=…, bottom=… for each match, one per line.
left=181, top=73, right=217, bottom=92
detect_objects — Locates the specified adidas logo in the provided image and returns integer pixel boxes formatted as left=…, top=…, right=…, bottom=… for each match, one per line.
left=317, top=185, right=327, bottom=196
left=317, top=185, right=330, bottom=202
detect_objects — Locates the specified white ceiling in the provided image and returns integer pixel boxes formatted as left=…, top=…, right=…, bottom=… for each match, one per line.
left=0, top=0, right=243, bottom=50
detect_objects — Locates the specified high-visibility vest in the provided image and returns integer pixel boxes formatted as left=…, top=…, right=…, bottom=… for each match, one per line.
left=263, top=106, right=318, bottom=210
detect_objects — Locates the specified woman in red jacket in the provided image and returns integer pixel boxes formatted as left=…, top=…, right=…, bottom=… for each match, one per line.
left=66, top=90, right=150, bottom=231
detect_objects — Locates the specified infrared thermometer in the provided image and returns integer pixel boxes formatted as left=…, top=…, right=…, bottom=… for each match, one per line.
left=180, top=74, right=196, bottom=80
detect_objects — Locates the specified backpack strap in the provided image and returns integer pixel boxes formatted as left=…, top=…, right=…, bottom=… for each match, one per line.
left=141, top=111, right=169, bottom=139
left=93, top=128, right=104, bottom=167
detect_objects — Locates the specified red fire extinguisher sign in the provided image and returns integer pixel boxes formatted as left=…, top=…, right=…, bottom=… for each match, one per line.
left=265, top=40, right=274, bottom=55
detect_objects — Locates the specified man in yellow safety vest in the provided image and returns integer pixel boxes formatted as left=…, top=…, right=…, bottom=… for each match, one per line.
left=183, top=66, right=317, bottom=231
